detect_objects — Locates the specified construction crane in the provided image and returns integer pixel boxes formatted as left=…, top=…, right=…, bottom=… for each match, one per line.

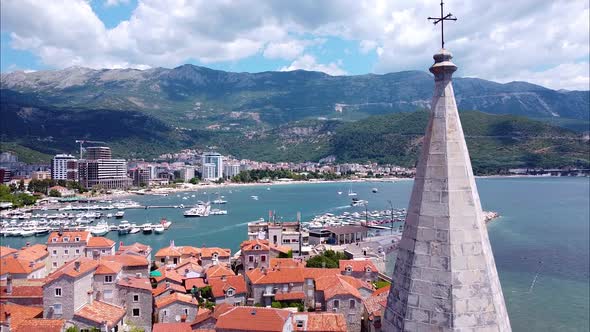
left=75, top=140, right=107, bottom=159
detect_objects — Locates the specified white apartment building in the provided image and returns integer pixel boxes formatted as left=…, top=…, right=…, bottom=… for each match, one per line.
left=51, top=154, right=78, bottom=181
left=201, top=152, right=223, bottom=181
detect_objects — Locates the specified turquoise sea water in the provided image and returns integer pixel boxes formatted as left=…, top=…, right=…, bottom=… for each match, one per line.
left=1, top=177, right=588, bottom=331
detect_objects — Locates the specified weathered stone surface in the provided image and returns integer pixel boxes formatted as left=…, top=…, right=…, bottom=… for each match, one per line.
left=382, top=49, right=512, bottom=331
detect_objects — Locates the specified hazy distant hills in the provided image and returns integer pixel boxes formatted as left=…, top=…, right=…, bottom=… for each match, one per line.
left=1, top=65, right=588, bottom=171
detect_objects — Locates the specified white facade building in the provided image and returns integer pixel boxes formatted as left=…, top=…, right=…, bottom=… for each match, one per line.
left=223, top=163, right=241, bottom=179
left=201, top=152, right=223, bottom=181
left=51, top=154, right=78, bottom=181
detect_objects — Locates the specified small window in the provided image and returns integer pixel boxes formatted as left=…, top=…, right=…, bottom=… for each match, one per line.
left=55, top=288, right=62, bottom=297
left=365, top=267, right=372, bottom=272
left=183, top=308, right=189, bottom=315
left=52, top=238, right=57, bottom=242
left=296, top=320, right=304, bottom=328
left=133, top=294, right=139, bottom=302
left=52, top=250, right=57, bottom=256
left=104, top=275, right=113, bottom=283
left=101, top=249, right=106, bottom=254
left=261, top=255, right=266, bottom=262
left=104, top=290, right=113, bottom=299
left=248, top=256, right=254, bottom=262
left=52, top=262, right=58, bottom=268
left=161, top=258, right=165, bottom=263
left=213, top=253, right=218, bottom=259
left=349, top=299, right=356, bottom=309
left=333, top=300, right=339, bottom=308
left=75, top=249, right=80, bottom=255
left=63, top=237, right=69, bottom=242
left=227, top=289, right=234, bottom=296
left=163, top=310, right=168, bottom=317
left=64, top=249, right=69, bottom=255
left=254, top=245, right=260, bottom=250
left=53, top=303, right=62, bottom=314
left=132, top=308, right=140, bottom=317
left=75, top=237, right=80, bottom=242
left=346, top=266, right=352, bottom=272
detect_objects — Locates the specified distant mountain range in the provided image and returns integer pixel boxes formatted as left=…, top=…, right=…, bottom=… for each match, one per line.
left=1, top=65, right=588, bottom=171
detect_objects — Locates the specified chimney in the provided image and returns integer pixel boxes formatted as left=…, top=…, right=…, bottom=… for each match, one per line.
left=180, top=314, right=187, bottom=322
left=6, top=275, right=12, bottom=294
left=74, top=261, right=81, bottom=272
left=87, top=290, right=94, bottom=305
left=4, top=312, right=10, bottom=328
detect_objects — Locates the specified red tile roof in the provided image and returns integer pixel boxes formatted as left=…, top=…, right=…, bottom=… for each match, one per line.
left=205, top=264, right=235, bottom=279
left=152, top=282, right=186, bottom=297
left=155, top=292, right=199, bottom=309
left=0, top=256, right=45, bottom=275
left=155, top=245, right=200, bottom=258
left=12, top=319, right=65, bottom=332
left=292, top=313, right=347, bottom=332
left=153, top=266, right=184, bottom=284
left=315, top=275, right=362, bottom=300
left=191, top=308, right=213, bottom=325
left=184, top=278, right=207, bottom=291
left=0, top=246, right=17, bottom=258
left=47, top=231, right=90, bottom=244
left=364, top=285, right=390, bottom=320
left=200, top=247, right=231, bottom=259
left=153, top=322, right=193, bottom=332
left=208, top=275, right=247, bottom=298
left=102, top=254, right=149, bottom=267
left=18, top=244, right=48, bottom=261
left=0, top=303, right=43, bottom=329
left=45, top=258, right=98, bottom=284
left=0, top=279, right=44, bottom=299
left=215, top=307, right=290, bottom=331
left=339, top=259, right=378, bottom=273
left=212, top=303, right=235, bottom=320
left=274, top=291, right=305, bottom=301
left=175, top=258, right=204, bottom=276
left=269, top=258, right=305, bottom=269
left=117, top=242, right=151, bottom=256
left=87, top=237, right=115, bottom=248
left=241, top=240, right=290, bottom=255
left=74, top=300, right=126, bottom=328
left=247, top=267, right=305, bottom=285
left=117, top=276, right=152, bottom=291
left=95, top=260, right=122, bottom=275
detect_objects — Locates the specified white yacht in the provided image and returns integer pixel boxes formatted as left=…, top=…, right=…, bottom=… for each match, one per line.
left=154, top=224, right=165, bottom=234
left=115, top=211, right=125, bottom=219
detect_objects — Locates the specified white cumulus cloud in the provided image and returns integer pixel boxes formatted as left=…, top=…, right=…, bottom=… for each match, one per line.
left=280, top=54, right=346, bottom=76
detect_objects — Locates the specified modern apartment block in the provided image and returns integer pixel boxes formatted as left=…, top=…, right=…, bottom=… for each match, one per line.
left=85, top=146, right=112, bottom=160
left=201, top=152, right=223, bottom=181
left=51, top=154, right=78, bottom=181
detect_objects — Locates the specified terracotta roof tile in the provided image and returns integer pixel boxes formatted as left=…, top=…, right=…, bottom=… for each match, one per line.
left=47, top=231, right=90, bottom=244
left=0, top=246, right=17, bottom=258
left=274, top=291, right=305, bottom=301
left=200, top=247, right=231, bottom=259
left=246, top=267, right=305, bottom=285
left=95, top=260, right=122, bottom=275
left=292, top=313, right=347, bottom=332
left=269, top=258, right=305, bottom=269
left=364, top=285, right=390, bottom=320
left=205, top=264, right=235, bottom=279
left=18, top=244, right=48, bottom=261
left=153, top=266, right=184, bottom=284
left=212, top=303, right=234, bottom=320
left=0, top=303, right=43, bottom=329
left=45, top=258, right=98, bottom=284
left=191, top=307, right=213, bottom=325
left=155, top=245, right=200, bottom=258
left=12, top=319, right=65, bottom=332
left=101, top=254, right=149, bottom=267
left=117, top=276, right=152, bottom=291
left=301, top=268, right=341, bottom=280
left=0, top=256, right=45, bottom=275
left=155, top=292, right=199, bottom=309
left=87, top=237, right=115, bottom=248
left=117, top=242, right=151, bottom=256
left=215, top=307, right=290, bottom=331
left=0, top=279, right=44, bottom=299
left=175, top=258, right=204, bottom=276
left=153, top=322, right=192, bottom=332
left=241, top=240, right=291, bottom=255
left=152, top=282, right=186, bottom=297
left=339, top=259, right=378, bottom=273
left=184, top=278, right=207, bottom=292
left=208, top=275, right=247, bottom=298
left=74, top=300, right=126, bottom=328
left=315, top=275, right=362, bottom=300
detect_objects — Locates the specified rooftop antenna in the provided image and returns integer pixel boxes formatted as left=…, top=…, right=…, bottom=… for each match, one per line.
left=427, top=0, right=457, bottom=49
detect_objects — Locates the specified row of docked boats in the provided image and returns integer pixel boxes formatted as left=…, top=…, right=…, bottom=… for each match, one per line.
left=301, top=208, right=407, bottom=231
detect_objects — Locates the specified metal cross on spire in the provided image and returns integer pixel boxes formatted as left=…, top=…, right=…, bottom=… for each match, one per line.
left=428, top=1, right=457, bottom=49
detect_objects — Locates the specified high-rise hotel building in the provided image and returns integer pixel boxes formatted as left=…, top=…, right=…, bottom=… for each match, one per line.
left=202, top=152, right=223, bottom=181
left=78, top=146, right=132, bottom=189
left=51, top=154, right=78, bottom=181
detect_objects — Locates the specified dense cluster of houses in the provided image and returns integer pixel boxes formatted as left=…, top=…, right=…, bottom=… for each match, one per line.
left=1, top=234, right=390, bottom=332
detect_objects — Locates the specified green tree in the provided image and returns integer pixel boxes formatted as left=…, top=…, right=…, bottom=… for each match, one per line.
left=373, top=280, right=391, bottom=289
left=49, top=189, right=62, bottom=197
left=189, top=177, right=199, bottom=185
left=18, top=179, right=25, bottom=191
left=66, top=327, right=80, bottom=332
left=278, top=250, right=293, bottom=258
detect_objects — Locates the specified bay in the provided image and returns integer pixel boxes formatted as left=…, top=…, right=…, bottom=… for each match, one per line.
left=1, top=177, right=588, bottom=331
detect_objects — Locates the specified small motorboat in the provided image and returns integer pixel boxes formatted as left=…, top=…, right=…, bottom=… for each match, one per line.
left=251, top=195, right=259, bottom=201
left=129, top=224, right=140, bottom=234
left=154, top=224, right=165, bottom=234
left=118, top=221, right=131, bottom=235
left=372, top=188, right=378, bottom=193
left=160, top=218, right=172, bottom=229
left=115, top=211, right=125, bottom=219
left=141, top=224, right=153, bottom=234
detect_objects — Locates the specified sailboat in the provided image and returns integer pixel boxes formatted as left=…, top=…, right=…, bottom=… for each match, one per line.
left=347, top=185, right=357, bottom=196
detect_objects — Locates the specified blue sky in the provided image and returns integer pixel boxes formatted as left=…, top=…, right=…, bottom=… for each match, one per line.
left=1, top=0, right=588, bottom=90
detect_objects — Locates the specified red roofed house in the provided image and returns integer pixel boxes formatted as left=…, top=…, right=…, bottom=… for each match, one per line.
left=154, top=242, right=200, bottom=268
left=339, top=259, right=378, bottom=282
left=292, top=312, right=347, bottom=332
left=153, top=322, right=192, bottom=332
left=207, top=275, right=247, bottom=306
left=48, top=186, right=75, bottom=197
left=72, top=299, right=126, bottom=331
left=0, top=255, right=46, bottom=280
left=190, top=303, right=233, bottom=330
left=43, top=258, right=98, bottom=320
left=101, top=254, right=150, bottom=278
left=314, top=274, right=367, bottom=332
left=12, top=318, right=66, bottom=332
left=245, top=267, right=307, bottom=307
left=0, top=246, right=17, bottom=259
left=200, top=247, right=231, bottom=268
left=85, top=237, right=116, bottom=259
left=0, top=278, right=44, bottom=306
left=117, top=242, right=152, bottom=262
left=240, top=239, right=291, bottom=271
left=155, top=292, right=200, bottom=323
left=0, top=302, right=43, bottom=331
left=117, top=276, right=154, bottom=332
left=362, top=285, right=390, bottom=332
left=93, top=260, right=122, bottom=304
left=215, top=306, right=292, bottom=332
left=47, top=231, right=91, bottom=271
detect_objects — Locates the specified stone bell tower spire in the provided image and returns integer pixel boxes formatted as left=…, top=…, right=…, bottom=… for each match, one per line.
left=381, top=16, right=512, bottom=332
